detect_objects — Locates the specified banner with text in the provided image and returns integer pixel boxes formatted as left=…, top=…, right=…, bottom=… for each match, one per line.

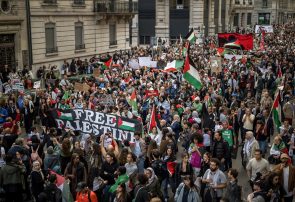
left=50, top=109, right=142, bottom=143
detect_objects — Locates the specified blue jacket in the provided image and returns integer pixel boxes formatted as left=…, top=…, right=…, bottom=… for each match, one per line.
left=0, top=108, right=8, bottom=124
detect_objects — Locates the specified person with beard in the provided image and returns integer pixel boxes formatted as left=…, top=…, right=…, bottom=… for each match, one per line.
left=272, top=153, right=295, bottom=202
left=202, top=158, right=227, bottom=202
left=247, top=181, right=267, bottom=202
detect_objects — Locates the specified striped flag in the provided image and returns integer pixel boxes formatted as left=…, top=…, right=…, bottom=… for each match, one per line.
left=128, top=90, right=138, bottom=112
left=56, top=110, right=73, bottom=121
left=118, top=118, right=135, bottom=131
left=272, top=93, right=281, bottom=130
left=102, top=57, right=112, bottom=69
left=164, top=60, right=184, bottom=72
left=185, top=28, right=196, bottom=44
left=183, top=54, right=202, bottom=90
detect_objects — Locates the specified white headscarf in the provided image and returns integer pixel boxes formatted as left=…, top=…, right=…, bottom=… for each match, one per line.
left=146, top=167, right=157, bottom=186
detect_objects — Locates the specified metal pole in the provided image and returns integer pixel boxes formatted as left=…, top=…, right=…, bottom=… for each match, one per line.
left=25, top=0, right=33, bottom=69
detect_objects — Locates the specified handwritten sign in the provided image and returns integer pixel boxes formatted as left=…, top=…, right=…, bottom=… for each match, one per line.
left=93, top=68, right=100, bottom=77
left=33, top=81, right=41, bottom=89
left=97, top=94, right=115, bottom=106
left=74, top=82, right=84, bottom=92
left=210, top=57, right=222, bottom=73
left=12, top=83, right=24, bottom=91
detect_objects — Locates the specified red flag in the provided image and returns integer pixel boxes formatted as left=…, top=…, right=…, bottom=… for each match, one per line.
left=148, top=106, right=157, bottom=132
left=277, top=64, right=282, bottom=78
left=218, top=33, right=253, bottom=50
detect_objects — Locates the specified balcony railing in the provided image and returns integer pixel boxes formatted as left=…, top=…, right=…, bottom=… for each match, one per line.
left=75, top=44, right=85, bottom=50
left=46, top=47, right=58, bottom=54
left=44, top=0, right=57, bottom=3
left=95, top=1, right=138, bottom=14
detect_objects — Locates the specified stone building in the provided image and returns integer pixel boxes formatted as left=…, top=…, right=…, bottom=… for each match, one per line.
left=0, top=0, right=29, bottom=70
left=29, top=0, right=137, bottom=73
left=229, top=0, right=295, bottom=29
left=135, top=0, right=228, bottom=45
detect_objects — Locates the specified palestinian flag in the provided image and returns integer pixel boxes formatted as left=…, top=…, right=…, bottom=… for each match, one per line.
left=118, top=117, right=135, bottom=131
left=49, top=170, right=65, bottom=191
left=56, top=110, right=73, bottom=121
left=164, top=60, right=184, bottom=72
left=128, top=90, right=138, bottom=112
left=185, top=28, right=196, bottom=44
left=148, top=105, right=161, bottom=133
left=216, top=47, right=235, bottom=57
left=272, top=93, right=281, bottom=130
left=224, top=40, right=242, bottom=49
left=183, top=54, right=202, bottom=90
left=102, top=57, right=112, bottom=69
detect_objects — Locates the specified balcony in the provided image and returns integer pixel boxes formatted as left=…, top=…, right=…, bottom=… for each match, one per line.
left=95, top=1, right=138, bottom=15
left=74, top=0, right=85, bottom=4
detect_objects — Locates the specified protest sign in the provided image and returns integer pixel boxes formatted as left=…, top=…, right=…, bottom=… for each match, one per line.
left=210, top=57, right=222, bottom=73
left=145, top=90, right=159, bottom=97
left=33, top=81, right=41, bottom=89
left=50, top=109, right=143, bottom=143
left=83, top=83, right=90, bottom=92
left=12, top=83, right=24, bottom=91
left=3, top=83, right=12, bottom=94
left=46, top=79, right=56, bottom=86
left=255, top=25, right=274, bottom=34
left=11, top=79, right=21, bottom=85
left=224, top=54, right=245, bottom=60
left=93, top=68, right=100, bottom=77
left=97, top=94, right=115, bottom=106
left=74, top=83, right=84, bottom=92
left=129, top=59, right=140, bottom=69
left=138, top=57, right=157, bottom=67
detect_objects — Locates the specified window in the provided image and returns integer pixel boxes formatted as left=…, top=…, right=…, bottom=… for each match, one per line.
left=45, top=23, right=57, bottom=54
left=247, top=13, right=252, bottom=25
left=73, top=0, right=84, bottom=4
left=262, top=0, right=268, bottom=7
left=258, top=13, right=270, bottom=24
left=109, top=23, right=117, bottom=46
left=43, top=0, right=57, bottom=3
left=139, top=36, right=151, bottom=45
left=75, top=22, right=84, bottom=50
left=235, top=0, right=240, bottom=4
left=176, top=0, right=183, bottom=9
left=248, top=0, right=252, bottom=5
left=233, top=13, right=239, bottom=27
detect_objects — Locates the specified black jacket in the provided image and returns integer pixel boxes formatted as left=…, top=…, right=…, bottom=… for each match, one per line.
left=211, top=139, right=230, bottom=160
left=223, top=180, right=242, bottom=202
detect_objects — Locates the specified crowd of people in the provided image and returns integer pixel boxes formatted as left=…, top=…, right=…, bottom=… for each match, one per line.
left=0, top=22, right=295, bottom=202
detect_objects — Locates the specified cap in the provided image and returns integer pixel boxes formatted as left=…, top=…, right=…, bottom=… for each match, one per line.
left=76, top=182, right=87, bottom=192
left=280, top=153, right=290, bottom=160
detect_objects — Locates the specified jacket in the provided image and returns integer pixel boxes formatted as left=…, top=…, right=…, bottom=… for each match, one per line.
left=0, top=162, right=26, bottom=186
left=174, top=183, right=200, bottom=202
left=223, top=180, right=242, bottom=202
left=273, top=164, right=295, bottom=192
left=212, top=139, right=230, bottom=160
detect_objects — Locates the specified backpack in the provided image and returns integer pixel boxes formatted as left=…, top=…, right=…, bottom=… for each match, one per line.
left=152, top=160, right=168, bottom=179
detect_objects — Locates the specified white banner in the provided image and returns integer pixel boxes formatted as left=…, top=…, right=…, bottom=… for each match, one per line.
left=138, top=57, right=157, bottom=67
left=255, top=25, right=274, bottom=34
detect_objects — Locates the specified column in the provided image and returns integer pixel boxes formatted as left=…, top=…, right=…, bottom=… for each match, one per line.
left=155, top=0, right=169, bottom=39
left=189, top=0, right=204, bottom=30
left=209, top=0, right=216, bottom=35
left=218, top=0, right=222, bottom=32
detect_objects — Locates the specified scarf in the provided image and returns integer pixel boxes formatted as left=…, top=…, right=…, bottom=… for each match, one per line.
left=146, top=167, right=157, bottom=186
left=244, top=137, right=255, bottom=157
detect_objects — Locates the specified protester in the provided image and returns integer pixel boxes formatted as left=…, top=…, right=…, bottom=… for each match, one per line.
left=0, top=22, right=295, bottom=202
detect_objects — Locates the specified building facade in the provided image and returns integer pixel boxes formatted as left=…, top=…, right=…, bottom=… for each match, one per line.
left=136, top=0, right=227, bottom=45
left=0, top=0, right=29, bottom=70
left=229, top=0, right=295, bottom=29
left=29, top=0, right=137, bottom=73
